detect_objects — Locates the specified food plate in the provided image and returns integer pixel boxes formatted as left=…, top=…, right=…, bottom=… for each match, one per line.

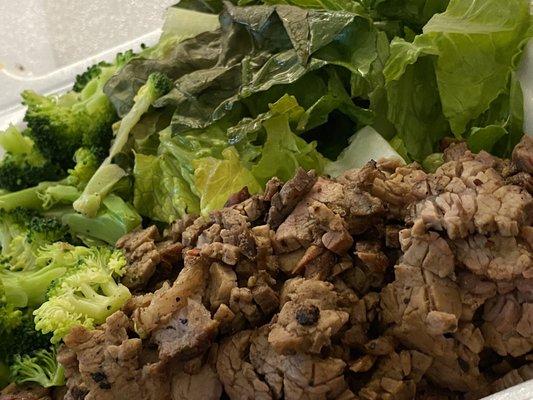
left=0, top=1, right=531, bottom=398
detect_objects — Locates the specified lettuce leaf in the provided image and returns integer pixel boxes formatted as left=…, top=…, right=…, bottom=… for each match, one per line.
left=133, top=95, right=325, bottom=221
left=133, top=152, right=200, bottom=223
left=249, top=97, right=328, bottom=185
left=194, top=148, right=262, bottom=214
left=383, top=0, right=531, bottom=158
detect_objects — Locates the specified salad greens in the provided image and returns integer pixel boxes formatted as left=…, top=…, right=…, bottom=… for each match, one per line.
left=0, top=0, right=530, bottom=390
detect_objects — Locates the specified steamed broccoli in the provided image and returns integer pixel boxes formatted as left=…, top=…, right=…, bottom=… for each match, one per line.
left=73, top=61, right=111, bottom=93
left=62, top=194, right=142, bottom=245
left=0, top=125, right=61, bottom=191
left=34, top=246, right=130, bottom=343
left=35, top=148, right=100, bottom=210
left=20, top=51, right=136, bottom=169
left=10, top=347, right=64, bottom=388
left=73, top=72, right=174, bottom=217
left=0, top=256, right=68, bottom=309
left=0, top=307, right=52, bottom=362
left=73, top=50, right=136, bottom=93
left=0, top=208, right=67, bottom=271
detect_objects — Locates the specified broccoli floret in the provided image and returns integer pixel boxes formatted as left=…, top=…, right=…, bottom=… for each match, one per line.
left=0, top=259, right=68, bottom=309
left=73, top=61, right=111, bottom=93
left=23, top=49, right=138, bottom=169
left=0, top=125, right=62, bottom=191
left=0, top=307, right=52, bottom=362
left=10, top=347, right=64, bottom=388
left=34, top=247, right=130, bottom=343
left=0, top=209, right=67, bottom=272
left=36, top=148, right=99, bottom=210
left=66, top=147, right=100, bottom=189
left=73, top=49, right=137, bottom=94
left=73, top=72, right=174, bottom=217
left=22, top=69, right=117, bottom=169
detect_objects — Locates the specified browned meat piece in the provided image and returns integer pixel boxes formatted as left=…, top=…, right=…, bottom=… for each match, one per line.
left=309, top=201, right=353, bottom=254
left=491, top=363, right=533, bottom=393
left=200, top=242, right=241, bottom=265
left=213, top=303, right=237, bottom=332
left=349, top=355, right=376, bottom=373
left=229, top=287, right=262, bottom=325
left=512, top=135, right=533, bottom=174
left=267, top=168, right=317, bottom=229
left=458, top=272, right=497, bottom=320
left=196, top=223, right=222, bottom=247
left=232, top=195, right=267, bottom=222
left=410, top=156, right=532, bottom=239
left=252, top=225, right=279, bottom=273
left=269, top=279, right=349, bottom=354
left=378, top=227, right=490, bottom=392
left=248, top=271, right=279, bottom=316
left=171, top=354, right=222, bottom=400
left=132, top=251, right=210, bottom=337
left=355, top=241, right=389, bottom=274
left=380, top=261, right=461, bottom=354
left=116, top=226, right=161, bottom=290
left=482, top=292, right=533, bottom=357
left=385, top=225, right=401, bottom=248
left=340, top=188, right=386, bottom=235
left=274, top=176, right=384, bottom=254
left=454, top=234, right=532, bottom=280
left=150, top=299, right=218, bottom=361
left=207, top=262, right=237, bottom=311
left=443, top=141, right=469, bottom=162
left=370, top=164, right=430, bottom=216
left=59, top=312, right=171, bottom=400
left=0, top=385, right=51, bottom=400
left=250, top=326, right=349, bottom=400
left=212, top=207, right=256, bottom=259
left=225, top=186, right=251, bottom=207
left=506, top=171, right=533, bottom=193
left=163, top=214, right=197, bottom=242
left=216, top=330, right=274, bottom=400
left=182, top=217, right=213, bottom=247
left=172, top=361, right=222, bottom=400
left=358, top=350, right=432, bottom=400
left=155, top=241, right=183, bottom=270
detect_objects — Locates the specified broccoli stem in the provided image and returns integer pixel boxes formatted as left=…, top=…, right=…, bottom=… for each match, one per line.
left=0, top=183, right=56, bottom=211
left=62, top=194, right=141, bottom=244
left=1, top=263, right=68, bottom=308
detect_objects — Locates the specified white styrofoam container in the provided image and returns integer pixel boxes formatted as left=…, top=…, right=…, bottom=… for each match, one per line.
left=0, top=1, right=532, bottom=398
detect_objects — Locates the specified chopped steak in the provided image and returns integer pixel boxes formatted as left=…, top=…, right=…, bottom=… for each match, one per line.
left=268, top=279, right=349, bottom=354
left=0, top=385, right=51, bottom=400
left=512, top=135, right=533, bottom=174
left=132, top=251, right=210, bottom=337
left=207, top=262, right=237, bottom=311
left=225, top=186, right=251, bottom=207
left=216, top=331, right=273, bottom=400
left=171, top=358, right=222, bottom=400
left=482, top=292, right=533, bottom=357
left=59, top=312, right=171, bottom=400
left=102, top=139, right=533, bottom=400
left=454, top=234, right=532, bottom=280
left=267, top=169, right=317, bottom=229
left=151, top=299, right=218, bottom=361
left=116, top=226, right=162, bottom=290
left=250, top=326, right=349, bottom=400
left=491, top=363, right=533, bottom=393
